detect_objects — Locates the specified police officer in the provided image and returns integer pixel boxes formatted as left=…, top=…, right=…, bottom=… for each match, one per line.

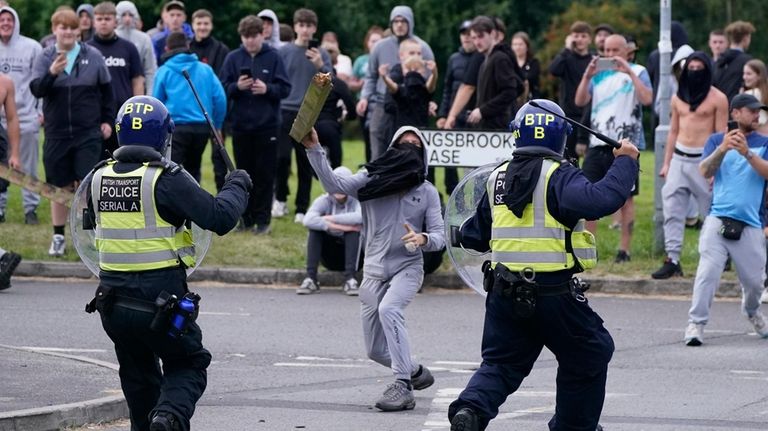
left=447, top=99, right=639, bottom=431
left=83, top=95, right=251, bottom=431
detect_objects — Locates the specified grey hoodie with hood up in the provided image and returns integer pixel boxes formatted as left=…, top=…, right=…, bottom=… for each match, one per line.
left=257, top=9, right=283, bottom=49
left=115, top=1, right=157, bottom=95
left=0, top=6, right=42, bottom=134
left=306, top=125, right=445, bottom=279
left=361, top=5, right=434, bottom=104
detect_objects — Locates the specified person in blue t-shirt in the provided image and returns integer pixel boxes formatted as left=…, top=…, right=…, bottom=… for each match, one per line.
left=685, top=93, right=768, bottom=346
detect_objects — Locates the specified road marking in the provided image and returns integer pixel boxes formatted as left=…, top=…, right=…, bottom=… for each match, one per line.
left=21, top=347, right=107, bottom=353
left=274, top=362, right=370, bottom=368
left=199, top=311, right=251, bottom=316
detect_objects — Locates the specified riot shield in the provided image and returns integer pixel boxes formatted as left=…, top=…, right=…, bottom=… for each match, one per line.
left=70, top=170, right=212, bottom=277
left=444, top=163, right=499, bottom=295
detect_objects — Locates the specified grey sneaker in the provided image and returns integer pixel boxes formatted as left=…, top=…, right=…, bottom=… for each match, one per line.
left=411, top=364, right=434, bottom=390
left=343, top=278, right=359, bottom=296
left=747, top=312, right=768, bottom=338
left=24, top=211, right=39, bottom=225
left=684, top=322, right=704, bottom=346
left=375, top=380, right=415, bottom=411
left=451, top=407, right=479, bottom=431
left=48, top=234, right=65, bottom=257
left=296, top=277, right=319, bottom=295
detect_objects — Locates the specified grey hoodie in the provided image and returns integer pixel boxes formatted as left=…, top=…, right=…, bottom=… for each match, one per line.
left=303, top=167, right=363, bottom=237
left=0, top=6, right=42, bottom=134
left=306, top=126, right=445, bottom=279
left=257, top=9, right=283, bottom=49
left=115, top=1, right=156, bottom=95
left=361, top=5, right=434, bottom=104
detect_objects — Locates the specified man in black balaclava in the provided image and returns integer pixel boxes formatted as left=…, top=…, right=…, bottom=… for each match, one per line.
left=653, top=52, right=729, bottom=280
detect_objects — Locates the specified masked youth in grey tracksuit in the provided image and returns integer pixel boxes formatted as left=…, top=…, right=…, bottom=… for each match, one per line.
left=304, top=125, right=445, bottom=397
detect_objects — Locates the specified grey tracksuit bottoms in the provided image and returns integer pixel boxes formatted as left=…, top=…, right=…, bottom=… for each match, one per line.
left=360, top=263, right=423, bottom=380
left=662, top=151, right=711, bottom=261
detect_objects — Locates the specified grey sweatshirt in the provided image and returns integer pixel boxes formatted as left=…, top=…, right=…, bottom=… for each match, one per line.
left=115, top=1, right=157, bottom=95
left=0, top=6, right=42, bottom=134
left=306, top=126, right=445, bottom=279
left=278, top=42, right=333, bottom=112
left=361, top=5, right=435, bottom=104
left=303, top=193, right=363, bottom=237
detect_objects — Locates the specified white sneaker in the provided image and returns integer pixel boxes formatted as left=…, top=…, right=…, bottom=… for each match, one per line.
left=294, top=213, right=305, bottom=224
left=747, top=312, right=768, bottom=338
left=48, top=234, right=65, bottom=257
left=760, top=288, right=768, bottom=304
left=343, top=278, right=359, bottom=296
left=684, top=322, right=704, bottom=346
left=271, top=200, right=288, bottom=218
left=296, top=277, right=319, bottom=295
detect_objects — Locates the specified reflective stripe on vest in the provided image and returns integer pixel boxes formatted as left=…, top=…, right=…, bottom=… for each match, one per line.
left=92, top=162, right=197, bottom=271
left=487, top=159, right=596, bottom=272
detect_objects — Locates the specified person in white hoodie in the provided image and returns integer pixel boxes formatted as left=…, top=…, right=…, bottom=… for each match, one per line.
left=257, top=9, right=283, bottom=49
left=115, top=1, right=156, bottom=95
left=0, top=5, right=42, bottom=225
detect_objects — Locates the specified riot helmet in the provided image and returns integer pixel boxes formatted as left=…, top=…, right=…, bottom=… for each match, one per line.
left=115, top=96, right=174, bottom=155
left=509, top=99, right=572, bottom=154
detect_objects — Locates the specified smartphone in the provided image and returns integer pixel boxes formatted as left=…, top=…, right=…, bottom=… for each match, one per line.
left=308, top=39, right=320, bottom=49
left=239, top=66, right=251, bottom=78
left=595, top=57, right=617, bottom=72
left=728, top=120, right=738, bottom=131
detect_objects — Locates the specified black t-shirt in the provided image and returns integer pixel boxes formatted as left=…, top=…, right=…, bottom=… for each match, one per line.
left=87, top=35, right=143, bottom=107
left=460, top=52, right=484, bottom=112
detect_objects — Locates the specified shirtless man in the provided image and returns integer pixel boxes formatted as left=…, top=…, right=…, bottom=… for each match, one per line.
left=0, top=72, right=21, bottom=171
left=652, top=52, right=728, bottom=279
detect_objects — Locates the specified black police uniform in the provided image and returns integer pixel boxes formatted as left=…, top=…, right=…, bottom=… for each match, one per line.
left=448, top=147, right=638, bottom=431
left=86, top=145, right=248, bottom=431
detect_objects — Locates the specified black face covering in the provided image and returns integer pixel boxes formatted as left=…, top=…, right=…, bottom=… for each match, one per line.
left=677, top=51, right=712, bottom=112
left=357, top=142, right=425, bottom=202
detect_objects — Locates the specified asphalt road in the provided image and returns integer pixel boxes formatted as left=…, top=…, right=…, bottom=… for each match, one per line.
left=2, top=279, right=767, bottom=431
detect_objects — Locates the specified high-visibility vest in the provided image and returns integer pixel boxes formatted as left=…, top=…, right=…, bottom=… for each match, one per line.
left=91, top=161, right=196, bottom=272
left=487, top=159, right=597, bottom=272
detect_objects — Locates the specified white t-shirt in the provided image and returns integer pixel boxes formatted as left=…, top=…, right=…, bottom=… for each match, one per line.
left=588, top=63, right=651, bottom=149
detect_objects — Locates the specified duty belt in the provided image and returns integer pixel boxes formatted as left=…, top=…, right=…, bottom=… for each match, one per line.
left=113, top=295, right=157, bottom=313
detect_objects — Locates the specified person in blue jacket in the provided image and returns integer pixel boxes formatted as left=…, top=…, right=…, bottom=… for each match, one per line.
left=153, top=31, right=226, bottom=184
left=220, top=15, right=290, bottom=234
left=448, top=100, right=639, bottom=431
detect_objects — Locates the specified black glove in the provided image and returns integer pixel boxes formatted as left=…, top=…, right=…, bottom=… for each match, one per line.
left=225, top=169, right=253, bottom=191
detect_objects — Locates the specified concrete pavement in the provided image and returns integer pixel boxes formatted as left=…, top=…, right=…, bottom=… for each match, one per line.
left=1, top=260, right=743, bottom=430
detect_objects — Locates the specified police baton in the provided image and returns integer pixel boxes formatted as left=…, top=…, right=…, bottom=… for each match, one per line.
left=528, top=100, right=621, bottom=149
left=181, top=69, right=236, bottom=172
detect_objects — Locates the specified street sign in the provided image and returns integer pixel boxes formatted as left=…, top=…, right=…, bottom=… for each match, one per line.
left=420, top=128, right=515, bottom=167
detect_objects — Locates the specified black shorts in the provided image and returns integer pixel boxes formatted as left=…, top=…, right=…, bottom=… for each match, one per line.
left=581, top=145, right=639, bottom=196
left=43, top=130, right=102, bottom=187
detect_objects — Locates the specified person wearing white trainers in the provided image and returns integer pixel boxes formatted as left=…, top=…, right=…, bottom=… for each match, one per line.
left=302, top=125, right=444, bottom=411
left=298, top=169, right=362, bottom=296
left=271, top=199, right=288, bottom=217
left=686, top=94, right=768, bottom=346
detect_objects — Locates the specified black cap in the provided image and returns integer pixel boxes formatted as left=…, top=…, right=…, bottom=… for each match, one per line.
left=595, top=23, right=615, bottom=34
left=731, top=93, right=768, bottom=110
left=458, top=20, right=471, bottom=34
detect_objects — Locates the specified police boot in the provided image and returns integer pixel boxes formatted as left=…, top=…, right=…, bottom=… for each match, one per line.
left=450, top=407, right=479, bottom=431
left=149, top=412, right=181, bottom=431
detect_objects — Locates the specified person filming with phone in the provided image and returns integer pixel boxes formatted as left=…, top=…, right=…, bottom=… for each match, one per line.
left=220, top=15, right=291, bottom=234
left=575, top=34, right=652, bottom=264
left=683, top=92, right=768, bottom=346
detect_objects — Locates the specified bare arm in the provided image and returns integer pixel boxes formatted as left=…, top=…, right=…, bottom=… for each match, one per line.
left=660, top=97, right=679, bottom=177
left=3, top=80, right=20, bottom=169
left=425, top=61, right=437, bottom=93
left=713, top=91, right=729, bottom=132
left=699, top=133, right=732, bottom=178
left=132, top=75, right=145, bottom=96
